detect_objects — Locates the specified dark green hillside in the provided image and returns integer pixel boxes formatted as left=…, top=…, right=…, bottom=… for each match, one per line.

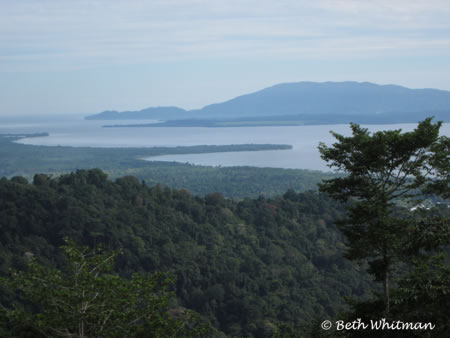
left=0, top=170, right=373, bottom=337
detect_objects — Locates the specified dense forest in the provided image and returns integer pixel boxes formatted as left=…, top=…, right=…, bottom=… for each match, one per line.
left=1, top=119, right=448, bottom=337
left=0, top=169, right=374, bottom=336
left=1, top=169, right=448, bottom=336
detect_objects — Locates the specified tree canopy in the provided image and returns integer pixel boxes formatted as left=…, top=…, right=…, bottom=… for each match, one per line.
left=318, top=118, right=450, bottom=333
left=0, top=169, right=373, bottom=336
left=1, top=238, right=207, bottom=337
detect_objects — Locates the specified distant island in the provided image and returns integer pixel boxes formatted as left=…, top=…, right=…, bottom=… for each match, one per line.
left=0, top=132, right=49, bottom=138
left=86, top=81, right=450, bottom=126
left=86, top=106, right=187, bottom=120
left=103, top=110, right=450, bottom=128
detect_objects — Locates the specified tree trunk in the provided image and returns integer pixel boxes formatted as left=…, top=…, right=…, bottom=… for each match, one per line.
left=384, top=270, right=390, bottom=316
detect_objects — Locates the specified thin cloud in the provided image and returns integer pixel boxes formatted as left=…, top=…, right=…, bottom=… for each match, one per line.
left=1, top=0, right=450, bottom=72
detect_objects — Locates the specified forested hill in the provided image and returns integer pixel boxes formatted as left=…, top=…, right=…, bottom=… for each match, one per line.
left=0, top=169, right=373, bottom=337
left=85, top=82, right=450, bottom=121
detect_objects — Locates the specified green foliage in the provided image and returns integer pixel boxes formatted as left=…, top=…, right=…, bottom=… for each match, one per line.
left=318, top=118, right=449, bottom=327
left=319, top=118, right=444, bottom=203
left=425, top=134, right=450, bottom=198
left=0, top=170, right=371, bottom=336
left=110, top=164, right=337, bottom=198
left=392, top=252, right=450, bottom=332
left=1, top=238, right=207, bottom=337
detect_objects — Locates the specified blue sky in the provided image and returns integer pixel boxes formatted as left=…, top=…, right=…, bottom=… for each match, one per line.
left=1, top=0, right=450, bottom=116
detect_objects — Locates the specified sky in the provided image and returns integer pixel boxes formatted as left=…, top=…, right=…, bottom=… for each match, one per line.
left=1, top=0, right=450, bottom=116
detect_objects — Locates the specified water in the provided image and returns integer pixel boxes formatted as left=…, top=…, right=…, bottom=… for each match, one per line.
left=1, top=115, right=448, bottom=172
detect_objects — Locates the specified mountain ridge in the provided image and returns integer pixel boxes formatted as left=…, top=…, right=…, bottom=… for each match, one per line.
left=85, top=81, right=450, bottom=121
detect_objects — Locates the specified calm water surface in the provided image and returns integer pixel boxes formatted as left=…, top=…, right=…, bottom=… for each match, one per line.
left=2, top=115, right=448, bottom=172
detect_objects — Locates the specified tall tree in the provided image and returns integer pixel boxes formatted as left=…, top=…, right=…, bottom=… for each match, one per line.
left=318, top=118, right=448, bottom=315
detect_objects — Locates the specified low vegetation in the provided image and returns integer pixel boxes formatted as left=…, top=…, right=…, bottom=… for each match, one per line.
left=0, top=134, right=334, bottom=198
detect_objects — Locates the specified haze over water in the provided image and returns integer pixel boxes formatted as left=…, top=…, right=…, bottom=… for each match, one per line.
left=2, top=116, right=449, bottom=172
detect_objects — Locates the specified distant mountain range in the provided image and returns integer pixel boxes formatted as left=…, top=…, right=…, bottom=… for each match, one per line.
left=85, top=82, right=450, bottom=124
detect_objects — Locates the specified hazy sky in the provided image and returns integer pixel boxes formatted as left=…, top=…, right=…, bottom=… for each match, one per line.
left=1, top=0, right=450, bottom=116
